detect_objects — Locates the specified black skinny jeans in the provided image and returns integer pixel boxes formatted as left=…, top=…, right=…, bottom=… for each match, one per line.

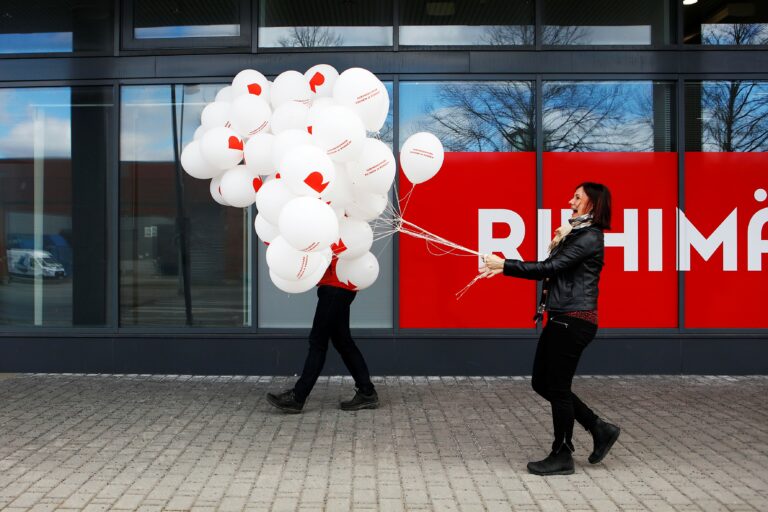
left=532, top=314, right=599, bottom=453
left=293, top=285, right=374, bottom=402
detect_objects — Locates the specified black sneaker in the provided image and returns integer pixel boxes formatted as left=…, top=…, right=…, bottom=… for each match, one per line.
left=340, top=389, right=379, bottom=411
left=527, top=449, right=575, bottom=476
left=266, top=389, right=304, bottom=413
left=588, top=418, right=621, bottom=464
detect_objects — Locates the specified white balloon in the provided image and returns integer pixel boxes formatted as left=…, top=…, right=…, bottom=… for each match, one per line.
left=210, top=174, right=229, bottom=206
left=219, top=165, right=263, bottom=208
left=244, top=133, right=276, bottom=177
left=200, top=127, right=244, bottom=170
left=336, top=252, right=379, bottom=290
left=333, top=68, right=389, bottom=132
left=306, top=97, right=335, bottom=135
left=254, top=213, right=280, bottom=244
left=232, top=69, right=271, bottom=103
left=271, top=70, right=314, bottom=109
left=270, top=102, right=310, bottom=135
left=345, top=189, right=388, bottom=221
left=278, top=197, right=339, bottom=252
left=181, top=140, right=220, bottom=179
left=228, top=94, right=271, bottom=138
left=400, top=132, right=445, bottom=185
left=215, top=86, right=234, bottom=103
left=346, top=138, right=396, bottom=194
left=279, top=144, right=336, bottom=198
left=335, top=217, right=373, bottom=260
left=304, top=64, right=339, bottom=98
left=193, top=125, right=207, bottom=141
left=271, top=129, right=313, bottom=169
left=322, top=164, right=354, bottom=208
left=267, top=236, right=332, bottom=281
left=255, top=177, right=298, bottom=225
left=269, top=262, right=328, bottom=294
left=201, top=101, right=231, bottom=129
left=312, top=105, right=366, bottom=163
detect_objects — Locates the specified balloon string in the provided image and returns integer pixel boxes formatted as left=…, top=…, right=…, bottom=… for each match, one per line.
left=455, top=273, right=485, bottom=301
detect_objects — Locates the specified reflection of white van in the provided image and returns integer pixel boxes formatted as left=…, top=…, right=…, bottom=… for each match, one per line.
left=7, top=249, right=66, bottom=278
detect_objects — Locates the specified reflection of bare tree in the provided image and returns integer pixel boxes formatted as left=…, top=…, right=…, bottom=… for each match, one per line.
left=702, top=81, right=768, bottom=152
left=703, top=23, right=768, bottom=45
left=418, top=83, right=535, bottom=152
left=483, top=25, right=586, bottom=45
left=278, top=26, right=344, bottom=47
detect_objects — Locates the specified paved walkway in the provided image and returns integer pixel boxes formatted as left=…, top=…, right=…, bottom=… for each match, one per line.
left=0, top=374, right=766, bottom=512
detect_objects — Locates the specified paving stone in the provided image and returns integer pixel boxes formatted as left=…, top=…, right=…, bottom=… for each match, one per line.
left=0, top=374, right=766, bottom=512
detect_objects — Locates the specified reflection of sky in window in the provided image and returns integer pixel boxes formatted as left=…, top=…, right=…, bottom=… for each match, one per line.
left=544, top=25, right=651, bottom=45
left=121, top=84, right=226, bottom=162
left=259, top=26, right=392, bottom=47
left=702, top=24, right=768, bottom=45
left=399, top=25, right=530, bottom=45
left=0, top=88, right=73, bottom=159
left=0, top=32, right=73, bottom=54
left=543, top=81, right=659, bottom=152
left=700, top=81, right=768, bottom=152
left=135, top=25, right=240, bottom=39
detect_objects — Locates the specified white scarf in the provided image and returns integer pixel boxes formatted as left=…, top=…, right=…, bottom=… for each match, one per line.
left=548, top=213, right=593, bottom=253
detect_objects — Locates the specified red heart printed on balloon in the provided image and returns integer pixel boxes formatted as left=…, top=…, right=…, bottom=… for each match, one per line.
left=304, top=172, right=329, bottom=194
left=331, top=239, right=347, bottom=255
left=307, top=126, right=313, bottom=135
left=247, top=83, right=262, bottom=96
left=252, top=177, right=263, bottom=193
left=228, top=136, right=243, bottom=151
left=345, top=279, right=357, bottom=289
left=308, top=72, right=325, bottom=93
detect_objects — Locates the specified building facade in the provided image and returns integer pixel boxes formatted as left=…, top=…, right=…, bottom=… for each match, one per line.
left=1, top=0, right=767, bottom=375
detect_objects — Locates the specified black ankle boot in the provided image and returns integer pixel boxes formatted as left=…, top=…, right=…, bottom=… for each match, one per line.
left=266, top=389, right=304, bottom=413
left=527, top=448, right=575, bottom=476
left=588, top=418, right=620, bottom=464
left=340, top=389, right=378, bottom=411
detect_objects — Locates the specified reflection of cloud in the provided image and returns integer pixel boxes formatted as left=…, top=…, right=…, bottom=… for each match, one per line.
left=135, top=25, right=240, bottom=39
left=0, top=117, right=71, bottom=158
left=399, top=25, right=527, bottom=45
left=544, top=25, right=650, bottom=45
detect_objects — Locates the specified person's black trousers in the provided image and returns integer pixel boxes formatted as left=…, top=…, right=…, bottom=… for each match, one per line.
left=293, top=285, right=375, bottom=402
left=532, top=314, right=599, bottom=453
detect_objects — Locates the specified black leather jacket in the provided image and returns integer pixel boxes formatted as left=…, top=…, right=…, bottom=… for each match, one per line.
left=503, top=226, right=604, bottom=312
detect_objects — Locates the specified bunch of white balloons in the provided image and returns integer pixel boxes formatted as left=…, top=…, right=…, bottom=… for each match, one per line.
left=180, top=65, right=444, bottom=293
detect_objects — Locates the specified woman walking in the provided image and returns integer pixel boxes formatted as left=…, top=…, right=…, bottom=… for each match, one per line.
left=482, top=182, right=620, bottom=476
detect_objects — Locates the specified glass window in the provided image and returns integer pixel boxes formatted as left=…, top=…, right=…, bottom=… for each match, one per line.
left=398, top=81, right=537, bottom=329
left=684, top=0, right=768, bottom=44
left=685, top=81, right=768, bottom=151
left=0, top=0, right=113, bottom=55
left=120, top=85, right=251, bottom=327
left=543, top=81, right=678, bottom=328
left=0, top=86, right=113, bottom=326
left=541, top=0, right=671, bottom=45
left=258, top=0, right=392, bottom=48
left=133, top=0, right=242, bottom=39
left=543, top=81, right=675, bottom=152
left=399, top=0, right=534, bottom=46
left=683, top=81, right=768, bottom=327
left=258, top=82, right=395, bottom=328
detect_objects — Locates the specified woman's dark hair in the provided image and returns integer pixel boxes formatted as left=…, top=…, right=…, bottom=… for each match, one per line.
left=577, top=182, right=611, bottom=230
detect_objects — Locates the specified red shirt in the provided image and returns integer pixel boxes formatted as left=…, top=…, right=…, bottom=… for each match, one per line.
left=317, top=258, right=357, bottom=291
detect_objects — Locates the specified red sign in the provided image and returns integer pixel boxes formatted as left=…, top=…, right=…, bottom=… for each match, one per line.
left=684, top=152, right=768, bottom=328
left=399, top=152, right=537, bottom=328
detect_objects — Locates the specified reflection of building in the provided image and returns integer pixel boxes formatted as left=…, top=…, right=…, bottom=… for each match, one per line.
left=0, top=0, right=767, bottom=374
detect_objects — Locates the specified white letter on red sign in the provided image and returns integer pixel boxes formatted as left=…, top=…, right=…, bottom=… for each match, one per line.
left=649, top=209, right=663, bottom=271
left=748, top=207, right=768, bottom=271
left=605, top=209, right=639, bottom=271
left=678, top=208, right=737, bottom=271
left=478, top=209, right=525, bottom=266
